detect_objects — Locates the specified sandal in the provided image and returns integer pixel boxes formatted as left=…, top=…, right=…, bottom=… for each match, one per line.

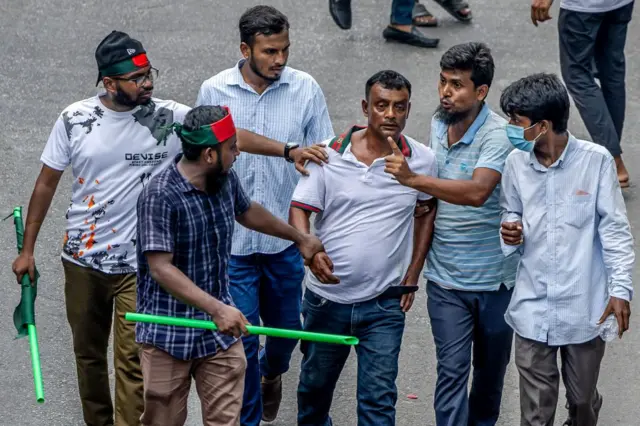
left=412, top=1, right=438, bottom=27
left=433, top=0, right=473, bottom=22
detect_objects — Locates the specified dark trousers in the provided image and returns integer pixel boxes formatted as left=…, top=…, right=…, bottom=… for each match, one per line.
left=427, top=281, right=514, bottom=426
left=514, top=335, right=606, bottom=426
left=558, top=2, right=634, bottom=157
left=228, top=244, right=305, bottom=426
left=297, top=290, right=406, bottom=426
left=391, top=0, right=415, bottom=25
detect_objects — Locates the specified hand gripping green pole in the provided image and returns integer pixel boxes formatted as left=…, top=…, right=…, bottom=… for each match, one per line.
left=125, top=312, right=359, bottom=345
left=12, top=207, right=44, bottom=403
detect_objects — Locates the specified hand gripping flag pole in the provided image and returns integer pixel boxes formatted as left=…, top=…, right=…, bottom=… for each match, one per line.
left=10, top=207, right=45, bottom=403
left=126, top=313, right=359, bottom=346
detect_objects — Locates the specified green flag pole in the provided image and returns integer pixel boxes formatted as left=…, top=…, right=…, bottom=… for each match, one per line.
left=11, top=206, right=45, bottom=403
left=125, top=312, right=359, bottom=346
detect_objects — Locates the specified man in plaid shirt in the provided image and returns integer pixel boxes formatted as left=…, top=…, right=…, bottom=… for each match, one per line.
left=135, top=105, right=325, bottom=426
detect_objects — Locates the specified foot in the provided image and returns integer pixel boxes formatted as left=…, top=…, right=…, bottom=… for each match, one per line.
left=413, top=1, right=439, bottom=27
left=261, top=374, right=283, bottom=422
left=614, top=155, right=630, bottom=188
left=382, top=25, right=440, bottom=48
left=329, top=0, right=351, bottom=30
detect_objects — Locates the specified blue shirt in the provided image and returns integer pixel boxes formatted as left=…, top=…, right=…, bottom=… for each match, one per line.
left=135, top=154, right=251, bottom=360
left=500, top=135, right=635, bottom=345
left=425, top=103, right=519, bottom=291
left=195, top=60, right=334, bottom=255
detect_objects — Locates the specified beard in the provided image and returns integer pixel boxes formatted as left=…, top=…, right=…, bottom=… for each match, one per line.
left=248, top=56, right=283, bottom=83
left=113, top=87, right=152, bottom=107
left=204, top=154, right=229, bottom=195
left=434, top=104, right=469, bottom=125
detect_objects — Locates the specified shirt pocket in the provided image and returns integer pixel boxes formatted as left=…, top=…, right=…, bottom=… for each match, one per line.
left=564, top=195, right=595, bottom=229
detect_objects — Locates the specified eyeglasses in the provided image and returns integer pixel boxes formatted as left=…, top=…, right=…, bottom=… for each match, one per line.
left=112, top=67, right=159, bottom=87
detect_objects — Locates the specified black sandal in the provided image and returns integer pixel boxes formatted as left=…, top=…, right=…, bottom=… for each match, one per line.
left=433, top=0, right=473, bottom=22
left=412, top=1, right=438, bottom=27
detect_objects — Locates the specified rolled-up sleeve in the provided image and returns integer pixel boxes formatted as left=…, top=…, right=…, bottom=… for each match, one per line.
left=137, top=188, right=175, bottom=254
left=499, top=155, right=524, bottom=257
left=596, top=158, right=635, bottom=301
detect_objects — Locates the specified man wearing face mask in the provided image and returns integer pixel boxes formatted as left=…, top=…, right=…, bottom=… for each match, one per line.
left=195, top=5, right=335, bottom=425
left=135, top=105, right=326, bottom=426
left=384, top=42, right=518, bottom=426
left=10, top=30, right=192, bottom=426
left=498, top=73, right=634, bottom=426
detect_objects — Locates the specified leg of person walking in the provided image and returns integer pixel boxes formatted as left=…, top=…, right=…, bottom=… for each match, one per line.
left=113, top=273, right=144, bottom=426
left=63, top=259, right=115, bottom=426
left=593, top=1, right=635, bottom=186
left=560, top=337, right=606, bottom=426
left=514, top=335, right=560, bottom=426
left=558, top=9, right=623, bottom=182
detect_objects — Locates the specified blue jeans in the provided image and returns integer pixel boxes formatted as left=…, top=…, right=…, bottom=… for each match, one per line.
left=297, top=290, right=406, bottom=426
left=391, top=0, right=414, bottom=25
left=229, top=244, right=305, bottom=426
left=427, top=281, right=514, bottom=426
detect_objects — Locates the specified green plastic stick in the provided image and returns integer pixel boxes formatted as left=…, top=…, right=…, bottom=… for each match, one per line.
left=126, top=312, right=359, bottom=345
left=12, top=207, right=45, bottom=403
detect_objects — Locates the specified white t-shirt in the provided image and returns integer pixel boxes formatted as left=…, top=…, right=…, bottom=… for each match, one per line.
left=41, top=95, right=190, bottom=274
left=291, top=130, right=438, bottom=304
left=560, top=0, right=632, bottom=13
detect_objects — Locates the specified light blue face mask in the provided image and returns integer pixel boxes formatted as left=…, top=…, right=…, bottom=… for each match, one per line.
left=506, top=123, right=545, bottom=152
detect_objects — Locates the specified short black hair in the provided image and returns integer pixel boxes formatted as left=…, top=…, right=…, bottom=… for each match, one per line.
left=365, top=70, right=412, bottom=100
left=239, top=5, right=290, bottom=47
left=440, top=42, right=495, bottom=88
left=179, top=105, right=227, bottom=161
left=500, top=73, right=570, bottom=133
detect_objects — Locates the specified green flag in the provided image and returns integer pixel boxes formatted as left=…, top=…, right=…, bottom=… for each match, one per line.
left=12, top=206, right=39, bottom=338
left=8, top=206, right=45, bottom=403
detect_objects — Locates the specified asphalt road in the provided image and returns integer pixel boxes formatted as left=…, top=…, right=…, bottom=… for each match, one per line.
left=1, top=0, right=639, bottom=425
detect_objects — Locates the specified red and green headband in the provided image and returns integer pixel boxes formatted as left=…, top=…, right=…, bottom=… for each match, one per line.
left=100, top=53, right=150, bottom=77
left=170, top=107, right=237, bottom=146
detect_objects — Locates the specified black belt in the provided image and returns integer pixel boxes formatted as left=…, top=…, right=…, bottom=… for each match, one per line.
left=378, top=285, right=419, bottom=299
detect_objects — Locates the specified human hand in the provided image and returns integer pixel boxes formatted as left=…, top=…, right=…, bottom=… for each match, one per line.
left=291, top=144, right=329, bottom=176
left=211, top=304, right=250, bottom=338
left=297, top=234, right=325, bottom=265
left=12, top=253, right=36, bottom=285
left=309, top=252, right=340, bottom=284
left=399, top=273, right=419, bottom=313
left=598, top=296, right=631, bottom=338
left=384, top=137, right=415, bottom=186
left=531, top=0, right=554, bottom=26
left=414, top=200, right=432, bottom=218
left=501, top=221, right=523, bottom=245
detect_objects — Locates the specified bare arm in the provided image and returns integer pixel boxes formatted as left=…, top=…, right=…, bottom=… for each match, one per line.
left=146, top=251, right=249, bottom=337
left=12, top=165, right=64, bottom=282
left=236, top=202, right=324, bottom=263
left=288, top=206, right=312, bottom=234
left=147, top=251, right=225, bottom=315
left=236, top=129, right=287, bottom=157
left=405, top=198, right=437, bottom=281
left=406, top=168, right=501, bottom=207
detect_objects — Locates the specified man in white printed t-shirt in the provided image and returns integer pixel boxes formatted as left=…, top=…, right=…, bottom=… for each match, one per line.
left=11, top=31, right=299, bottom=426
left=289, top=70, right=438, bottom=426
left=10, top=31, right=189, bottom=426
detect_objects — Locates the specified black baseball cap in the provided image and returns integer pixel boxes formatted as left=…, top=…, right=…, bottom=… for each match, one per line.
left=95, top=31, right=149, bottom=86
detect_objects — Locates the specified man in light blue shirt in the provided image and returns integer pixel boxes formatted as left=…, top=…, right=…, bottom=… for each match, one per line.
left=385, top=42, right=517, bottom=426
left=195, top=6, right=334, bottom=425
left=499, top=73, right=634, bottom=426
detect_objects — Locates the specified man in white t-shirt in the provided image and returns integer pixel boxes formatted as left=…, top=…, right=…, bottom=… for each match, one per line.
left=289, top=70, right=438, bottom=426
left=10, top=30, right=189, bottom=426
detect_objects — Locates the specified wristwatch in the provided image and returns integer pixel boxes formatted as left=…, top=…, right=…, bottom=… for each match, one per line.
left=284, top=142, right=299, bottom=163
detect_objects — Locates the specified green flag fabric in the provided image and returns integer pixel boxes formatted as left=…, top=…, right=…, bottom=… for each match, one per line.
left=12, top=207, right=39, bottom=338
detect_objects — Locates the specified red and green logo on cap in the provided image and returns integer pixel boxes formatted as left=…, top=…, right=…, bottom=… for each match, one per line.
left=99, top=53, right=150, bottom=78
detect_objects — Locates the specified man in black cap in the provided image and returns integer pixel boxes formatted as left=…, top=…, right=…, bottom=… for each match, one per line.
left=11, top=30, right=191, bottom=426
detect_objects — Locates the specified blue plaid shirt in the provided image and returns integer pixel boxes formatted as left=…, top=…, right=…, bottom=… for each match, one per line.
left=135, top=154, right=251, bottom=360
